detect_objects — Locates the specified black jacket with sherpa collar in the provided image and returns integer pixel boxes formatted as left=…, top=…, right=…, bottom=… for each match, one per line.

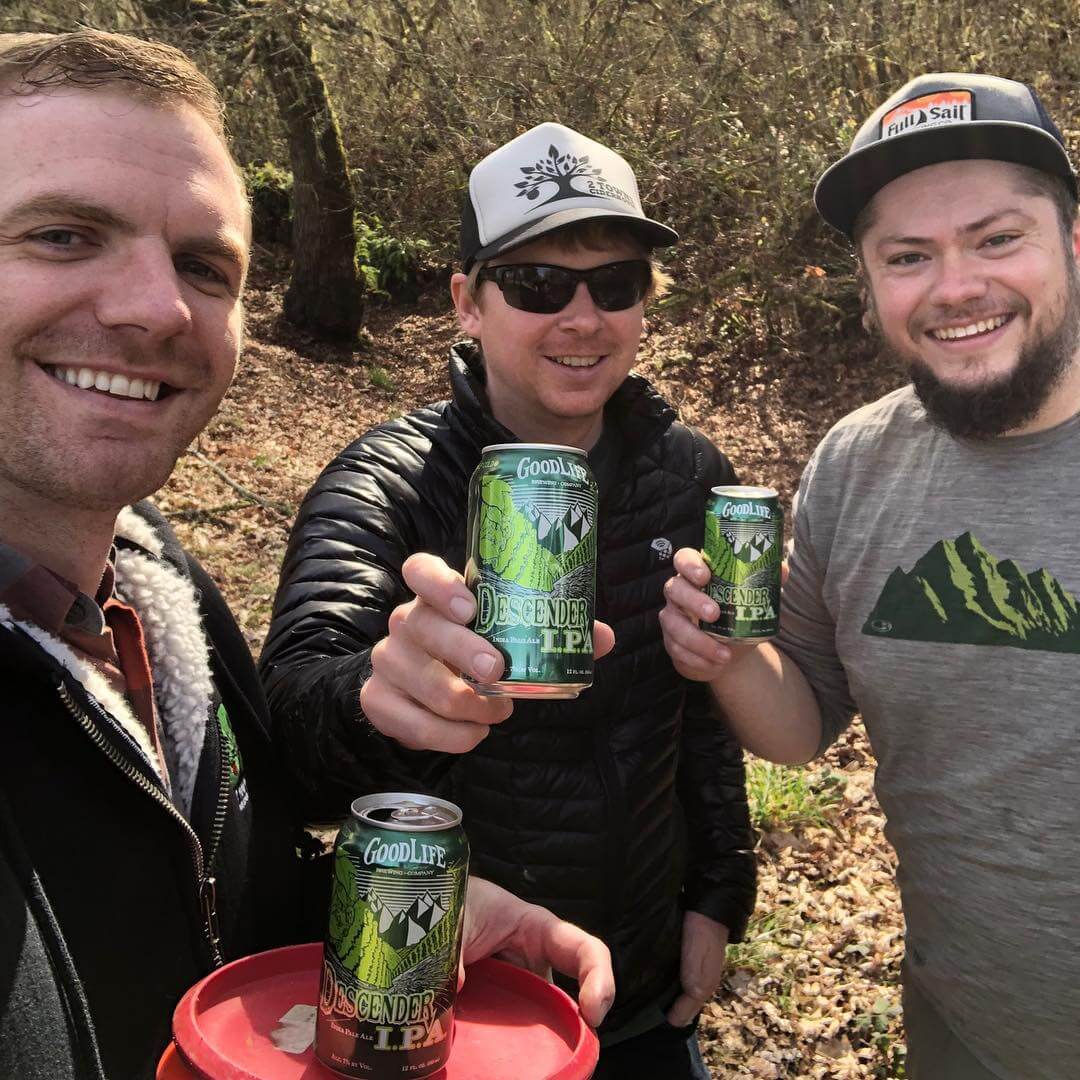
left=260, top=342, right=756, bottom=1038
left=0, top=503, right=301, bottom=1080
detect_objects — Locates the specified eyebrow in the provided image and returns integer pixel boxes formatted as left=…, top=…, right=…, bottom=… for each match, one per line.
left=179, top=234, right=249, bottom=276
left=0, top=191, right=248, bottom=275
left=876, top=209, right=1037, bottom=249
left=0, top=193, right=137, bottom=233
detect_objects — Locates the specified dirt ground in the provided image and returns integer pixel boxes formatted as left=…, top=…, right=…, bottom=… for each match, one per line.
left=161, top=251, right=910, bottom=1078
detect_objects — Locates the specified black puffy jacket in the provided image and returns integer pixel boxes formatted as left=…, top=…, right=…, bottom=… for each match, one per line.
left=261, top=344, right=755, bottom=1035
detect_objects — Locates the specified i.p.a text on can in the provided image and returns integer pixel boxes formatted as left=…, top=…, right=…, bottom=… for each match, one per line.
left=316, top=793, right=469, bottom=1079
left=702, top=485, right=783, bottom=641
left=465, top=443, right=598, bottom=698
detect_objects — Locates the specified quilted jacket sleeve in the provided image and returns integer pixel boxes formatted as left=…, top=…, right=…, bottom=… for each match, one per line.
left=677, top=681, right=756, bottom=941
left=259, top=417, right=461, bottom=820
left=674, top=430, right=756, bottom=940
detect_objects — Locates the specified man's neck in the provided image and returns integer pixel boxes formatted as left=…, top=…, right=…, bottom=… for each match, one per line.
left=0, top=483, right=117, bottom=596
left=487, top=395, right=604, bottom=452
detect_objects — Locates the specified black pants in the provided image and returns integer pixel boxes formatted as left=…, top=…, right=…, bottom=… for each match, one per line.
left=592, top=1021, right=709, bottom=1079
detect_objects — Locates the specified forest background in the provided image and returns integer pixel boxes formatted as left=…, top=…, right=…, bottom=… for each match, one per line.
left=6, top=1, right=1079, bottom=1076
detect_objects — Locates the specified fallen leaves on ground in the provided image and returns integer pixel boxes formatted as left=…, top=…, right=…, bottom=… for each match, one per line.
left=707, top=732, right=905, bottom=1077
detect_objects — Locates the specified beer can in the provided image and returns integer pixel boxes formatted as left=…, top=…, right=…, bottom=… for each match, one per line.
left=702, top=485, right=783, bottom=640
left=465, top=443, right=598, bottom=698
left=316, top=794, right=470, bottom=1079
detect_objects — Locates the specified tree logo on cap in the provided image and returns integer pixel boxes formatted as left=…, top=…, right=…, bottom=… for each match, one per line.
left=514, top=143, right=633, bottom=211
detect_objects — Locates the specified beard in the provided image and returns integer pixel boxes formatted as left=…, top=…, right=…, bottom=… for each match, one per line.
left=878, top=271, right=1080, bottom=439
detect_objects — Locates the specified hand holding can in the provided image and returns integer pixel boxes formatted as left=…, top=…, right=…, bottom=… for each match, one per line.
left=361, top=554, right=515, bottom=754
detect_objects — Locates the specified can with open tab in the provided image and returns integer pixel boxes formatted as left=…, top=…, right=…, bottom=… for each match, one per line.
left=316, top=793, right=469, bottom=1078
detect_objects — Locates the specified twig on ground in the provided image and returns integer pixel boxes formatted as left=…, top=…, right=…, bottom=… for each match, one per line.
left=185, top=449, right=295, bottom=519
left=171, top=501, right=253, bottom=523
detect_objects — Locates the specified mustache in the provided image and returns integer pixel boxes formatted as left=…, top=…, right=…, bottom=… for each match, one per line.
left=14, top=324, right=179, bottom=371
left=899, top=276, right=1080, bottom=439
left=911, top=298, right=1028, bottom=335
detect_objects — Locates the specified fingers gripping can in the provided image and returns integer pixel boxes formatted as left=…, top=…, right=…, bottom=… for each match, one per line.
left=316, top=794, right=469, bottom=1079
left=465, top=443, right=598, bottom=698
left=702, top=486, right=783, bottom=640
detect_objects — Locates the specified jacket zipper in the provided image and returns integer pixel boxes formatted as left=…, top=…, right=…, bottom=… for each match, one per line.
left=57, top=680, right=227, bottom=968
left=202, top=708, right=232, bottom=964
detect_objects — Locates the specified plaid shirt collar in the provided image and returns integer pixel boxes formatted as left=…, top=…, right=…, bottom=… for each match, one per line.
left=0, top=540, right=114, bottom=637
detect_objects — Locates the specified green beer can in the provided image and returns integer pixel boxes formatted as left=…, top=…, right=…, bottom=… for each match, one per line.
left=702, top=485, right=783, bottom=641
left=316, top=794, right=469, bottom=1079
left=465, top=443, right=598, bottom=698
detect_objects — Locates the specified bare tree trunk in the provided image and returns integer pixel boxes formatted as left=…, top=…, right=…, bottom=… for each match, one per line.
left=869, top=0, right=893, bottom=90
left=258, top=8, right=364, bottom=338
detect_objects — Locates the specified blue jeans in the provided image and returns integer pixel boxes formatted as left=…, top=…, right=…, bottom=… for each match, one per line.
left=592, top=1021, right=710, bottom=1079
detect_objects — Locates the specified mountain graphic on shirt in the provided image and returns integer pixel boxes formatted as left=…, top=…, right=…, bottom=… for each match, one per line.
left=862, top=531, right=1080, bottom=653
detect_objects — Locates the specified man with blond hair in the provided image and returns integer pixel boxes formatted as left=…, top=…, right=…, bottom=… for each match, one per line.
left=0, top=31, right=614, bottom=1080
left=262, top=123, right=756, bottom=1077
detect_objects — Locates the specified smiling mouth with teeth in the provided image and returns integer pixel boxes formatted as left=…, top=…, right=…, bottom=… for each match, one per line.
left=44, top=365, right=168, bottom=401
left=929, top=314, right=1012, bottom=341
left=549, top=355, right=603, bottom=368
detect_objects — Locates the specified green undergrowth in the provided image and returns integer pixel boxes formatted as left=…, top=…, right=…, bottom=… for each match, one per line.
left=748, top=759, right=846, bottom=832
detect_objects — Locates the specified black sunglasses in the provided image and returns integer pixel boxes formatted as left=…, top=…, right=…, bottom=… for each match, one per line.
left=476, top=259, right=652, bottom=314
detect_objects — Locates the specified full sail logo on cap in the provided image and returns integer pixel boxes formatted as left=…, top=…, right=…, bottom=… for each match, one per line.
left=881, top=90, right=973, bottom=140
left=515, top=143, right=635, bottom=213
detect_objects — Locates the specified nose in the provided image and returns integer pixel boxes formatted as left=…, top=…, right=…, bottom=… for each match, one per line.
left=95, top=241, right=193, bottom=340
left=927, top=249, right=990, bottom=311
left=555, top=281, right=604, bottom=333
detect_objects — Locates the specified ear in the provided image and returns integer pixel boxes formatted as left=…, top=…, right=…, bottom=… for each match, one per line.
left=856, top=256, right=880, bottom=334
left=1071, top=214, right=1080, bottom=265
left=451, top=272, right=483, bottom=337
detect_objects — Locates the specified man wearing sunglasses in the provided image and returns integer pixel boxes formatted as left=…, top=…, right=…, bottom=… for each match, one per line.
left=262, top=123, right=756, bottom=1077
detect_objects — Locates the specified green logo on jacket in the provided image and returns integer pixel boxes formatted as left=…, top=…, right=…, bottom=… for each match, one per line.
left=217, top=705, right=249, bottom=809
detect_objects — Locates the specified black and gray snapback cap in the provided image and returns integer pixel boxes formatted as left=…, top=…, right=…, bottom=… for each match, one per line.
left=815, top=73, right=1078, bottom=238
left=460, top=122, right=678, bottom=270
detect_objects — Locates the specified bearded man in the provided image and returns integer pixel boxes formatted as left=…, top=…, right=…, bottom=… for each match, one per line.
left=660, top=73, right=1080, bottom=1079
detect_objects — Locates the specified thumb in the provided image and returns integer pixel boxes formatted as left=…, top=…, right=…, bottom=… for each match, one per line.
left=592, top=620, right=615, bottom=660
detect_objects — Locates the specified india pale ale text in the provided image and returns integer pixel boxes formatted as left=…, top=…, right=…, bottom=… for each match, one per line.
left=702, top=485, right=782, bottom=641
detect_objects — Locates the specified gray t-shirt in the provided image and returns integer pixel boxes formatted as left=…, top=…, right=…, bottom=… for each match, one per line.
left=778, top=386, right=1080, bottom=1080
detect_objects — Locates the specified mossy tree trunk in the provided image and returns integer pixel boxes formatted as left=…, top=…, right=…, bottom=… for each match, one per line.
left=140, top=0, right=365, bottom=340
left=257, top=8, right=364, bottom=338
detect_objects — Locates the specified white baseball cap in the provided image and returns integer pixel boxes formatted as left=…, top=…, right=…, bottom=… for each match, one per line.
left=460, top=122, right=678, bottom=269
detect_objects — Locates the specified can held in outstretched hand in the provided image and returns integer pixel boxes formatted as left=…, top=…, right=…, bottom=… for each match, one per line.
left=316, top=794, right=469, bottom=1079
left=465, top=443, right=598, bottom=698
left=702, top=485, right=783, bottom=641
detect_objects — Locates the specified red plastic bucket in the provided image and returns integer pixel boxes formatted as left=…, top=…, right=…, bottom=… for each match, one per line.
left=158, top=942, right=597, bottom=1079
